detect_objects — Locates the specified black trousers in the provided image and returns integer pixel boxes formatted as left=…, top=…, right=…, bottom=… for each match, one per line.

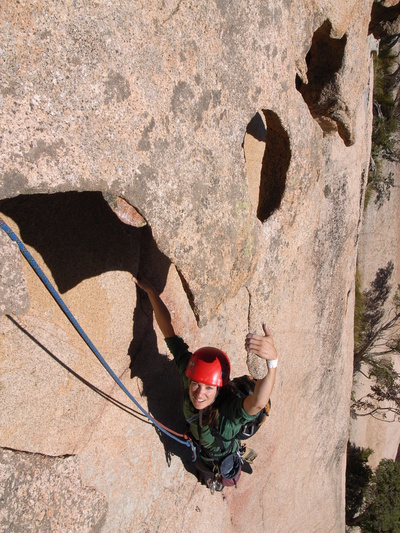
left=194, top=456, right=215, bottom=484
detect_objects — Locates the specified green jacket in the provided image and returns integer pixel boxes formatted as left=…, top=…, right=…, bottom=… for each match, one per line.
left=165, top=335, right=258, bottom=462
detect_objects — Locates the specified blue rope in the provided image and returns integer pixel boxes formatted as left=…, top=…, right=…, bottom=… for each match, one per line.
left=0, top=218, right=196, bottom=461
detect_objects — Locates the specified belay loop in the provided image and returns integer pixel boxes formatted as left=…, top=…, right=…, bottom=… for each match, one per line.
left=0, top=218, right=197, bottom=461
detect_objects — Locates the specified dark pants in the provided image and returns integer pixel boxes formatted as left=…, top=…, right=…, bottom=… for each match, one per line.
left=194, top=456, right=215, bottom=484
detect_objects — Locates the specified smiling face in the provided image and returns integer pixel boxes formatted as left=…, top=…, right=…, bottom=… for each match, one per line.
left=189, top=380, right=218, bottom=410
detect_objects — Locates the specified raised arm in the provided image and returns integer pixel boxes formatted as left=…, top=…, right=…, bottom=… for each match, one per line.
left=133, top=276, right=175, bottom=339
left=243, top=324, right=278, bottom=416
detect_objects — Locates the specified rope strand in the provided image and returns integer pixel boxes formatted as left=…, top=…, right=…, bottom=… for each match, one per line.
left=0, top=218, right=196, bottom=461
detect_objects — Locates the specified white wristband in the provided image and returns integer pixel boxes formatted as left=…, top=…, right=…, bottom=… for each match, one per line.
left=267, top=359, right=278, bottom=369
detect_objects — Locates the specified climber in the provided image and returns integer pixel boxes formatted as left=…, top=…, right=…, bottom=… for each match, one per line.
left=133, top=275, right=278, bottom=492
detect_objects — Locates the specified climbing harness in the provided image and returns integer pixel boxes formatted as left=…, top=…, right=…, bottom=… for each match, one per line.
left=0, top=218, right=196, bottom=461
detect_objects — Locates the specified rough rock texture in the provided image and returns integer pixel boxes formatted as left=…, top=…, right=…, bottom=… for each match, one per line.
left=0, top=448, right=107, bottom=532
left=0, top=232, right=30, bottom=315
left=0, top=1, right=398, bottom=532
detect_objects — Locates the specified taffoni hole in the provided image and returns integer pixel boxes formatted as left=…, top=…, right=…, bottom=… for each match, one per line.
left=243, top=110, right=291, bottom=222
left=296, top=20, right=348, bottom=143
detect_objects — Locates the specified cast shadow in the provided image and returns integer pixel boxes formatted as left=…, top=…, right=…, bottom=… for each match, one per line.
left=0, top=191, right=195, bottom=470
left=128, top=226, right=195, bottom=469
left=0, top=191, right=141, bottom=293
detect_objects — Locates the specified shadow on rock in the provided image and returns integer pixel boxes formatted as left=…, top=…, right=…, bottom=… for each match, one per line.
left=0, top=191, right=141, bottom=292
left=128, top=226, right=197, bottom=472
left=0, top=191, right=196, bottom=473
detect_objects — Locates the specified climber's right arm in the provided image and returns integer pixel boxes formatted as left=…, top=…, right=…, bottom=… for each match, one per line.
left=133, top=276, right=175, bottom=339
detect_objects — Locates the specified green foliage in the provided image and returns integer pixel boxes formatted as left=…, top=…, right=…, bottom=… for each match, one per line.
left=346, top=449, right=400, bottom=532
left=354, top=262, right=394, bottom=359
left=369, top=39, right=400, bottom=208
left=346, top=443, right=373, bottom=524
left=353, top=358, right=400, bottom=421
left=352, top=263, right=400, bottom=421
left=354, top=268, right=367, bottom=349
left=360, top=459, right=400, bottom=532
left=362, top=262, right=394, bottom=340
left=373, top=43, right=398, bottom=118
left=367, top=167, right=395, bottom=209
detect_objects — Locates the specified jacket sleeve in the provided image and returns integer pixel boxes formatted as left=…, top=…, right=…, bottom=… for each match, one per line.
left=165, top=335, right=192, bottom=385
left=217, top=394, right=259, bottom=441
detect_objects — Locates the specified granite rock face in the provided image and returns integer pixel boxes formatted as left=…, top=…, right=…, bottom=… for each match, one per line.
left=0, top=231, right=30, bottom=315
left=0, top=449, right=107, bottom=533
left=1, top=1, right=398, bottom=532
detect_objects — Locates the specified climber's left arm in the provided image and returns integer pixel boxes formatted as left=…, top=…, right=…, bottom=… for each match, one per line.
left=243, top=324, right=278, bottom=416
left=133, top=276, right=175, bottom=339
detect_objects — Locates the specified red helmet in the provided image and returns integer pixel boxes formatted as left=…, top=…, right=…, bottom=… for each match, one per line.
left=185, top=347, right=231, bottom=387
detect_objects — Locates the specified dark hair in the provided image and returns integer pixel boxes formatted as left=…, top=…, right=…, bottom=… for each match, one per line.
left=202, top=402, right=219, bottom=427
left=201, top=381, right=236, bottom=428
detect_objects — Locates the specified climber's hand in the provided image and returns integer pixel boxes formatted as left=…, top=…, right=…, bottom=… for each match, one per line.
left=245, top=323, right=278, bottom=361
left=132, top=275, right=154, bottom=294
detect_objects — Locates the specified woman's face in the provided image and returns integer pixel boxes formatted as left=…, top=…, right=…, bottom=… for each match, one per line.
left=189, top=380, right=218, bottom=410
